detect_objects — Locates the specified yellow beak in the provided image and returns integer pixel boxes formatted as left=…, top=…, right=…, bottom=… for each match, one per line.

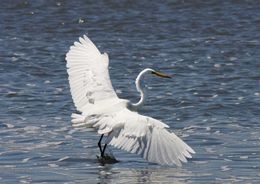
left=151, top=71, right=172, bottom=78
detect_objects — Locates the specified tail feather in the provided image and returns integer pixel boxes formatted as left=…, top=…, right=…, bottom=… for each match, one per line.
left=71, top=113, right=88, bottom=127
left=71, top=113, right=97, bottom=128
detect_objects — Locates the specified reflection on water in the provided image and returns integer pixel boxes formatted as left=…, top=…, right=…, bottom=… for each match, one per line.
left=98, top=166, right=191, bottom=184
left=1, top=0, right=260, bottom=183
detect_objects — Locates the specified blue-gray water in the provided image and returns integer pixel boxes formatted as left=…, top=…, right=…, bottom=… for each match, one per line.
left=0, top=1, right=260, bottom=183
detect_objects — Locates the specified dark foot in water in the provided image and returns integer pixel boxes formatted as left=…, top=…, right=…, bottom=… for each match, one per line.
left=96, top=154, right=119, bottom=165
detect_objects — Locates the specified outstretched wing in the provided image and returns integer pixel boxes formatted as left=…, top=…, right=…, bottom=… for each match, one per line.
left=66, top=35, right=118, bottom=112
left=94, top=108, right=195, bottom=166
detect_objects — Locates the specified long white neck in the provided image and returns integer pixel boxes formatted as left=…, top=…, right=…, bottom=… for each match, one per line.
left=131, top=68, right=153, bottom=110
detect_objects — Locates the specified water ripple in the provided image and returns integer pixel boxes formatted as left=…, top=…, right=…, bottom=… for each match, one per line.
left=0, top=0, right=259, bottom=183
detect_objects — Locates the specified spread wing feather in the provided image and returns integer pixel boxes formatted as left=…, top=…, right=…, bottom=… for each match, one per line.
left=93, top=108, right=195, bottom=166
left=66, top=35, right=118, bottom=112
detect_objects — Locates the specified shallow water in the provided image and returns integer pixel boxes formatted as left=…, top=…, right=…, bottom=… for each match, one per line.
left=0, top=1, right=260, bottom=183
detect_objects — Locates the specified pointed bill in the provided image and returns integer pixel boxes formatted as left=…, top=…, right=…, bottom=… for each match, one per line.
left=151, top=71, right=172, bottom=78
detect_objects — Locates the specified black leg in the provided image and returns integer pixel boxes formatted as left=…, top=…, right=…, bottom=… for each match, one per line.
left=101, top=144, right=107, bottom=157
left=96, top=132, right=118, bottom=164
left=98, top=134, right=104, bottom=155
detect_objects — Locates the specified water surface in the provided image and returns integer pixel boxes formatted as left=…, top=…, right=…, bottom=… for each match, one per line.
left=0, top=1, right=259, bottom=183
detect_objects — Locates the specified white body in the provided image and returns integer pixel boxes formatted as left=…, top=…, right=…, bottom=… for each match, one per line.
left=66, top=35, right=195, bottom=166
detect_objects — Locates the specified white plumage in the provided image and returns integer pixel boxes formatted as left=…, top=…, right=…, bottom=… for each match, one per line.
left=66, top=35, right=117, bottom=112
left=66, top=35, right=195, bottom=166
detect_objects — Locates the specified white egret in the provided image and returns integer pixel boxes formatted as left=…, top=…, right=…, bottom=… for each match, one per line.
left=66, top=35, right=195, bottom=166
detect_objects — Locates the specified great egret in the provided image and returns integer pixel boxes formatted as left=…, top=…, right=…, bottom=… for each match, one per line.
left=66, top=35, right=195, bottom=166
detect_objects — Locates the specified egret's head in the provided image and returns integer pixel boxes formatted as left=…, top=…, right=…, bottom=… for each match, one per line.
left=151, top=70, right=172, bottom=79
left=136, top=68, right=171, bottom=85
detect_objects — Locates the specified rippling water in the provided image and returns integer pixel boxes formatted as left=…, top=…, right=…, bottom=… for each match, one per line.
left=1, top=1, right=260, bottom=183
